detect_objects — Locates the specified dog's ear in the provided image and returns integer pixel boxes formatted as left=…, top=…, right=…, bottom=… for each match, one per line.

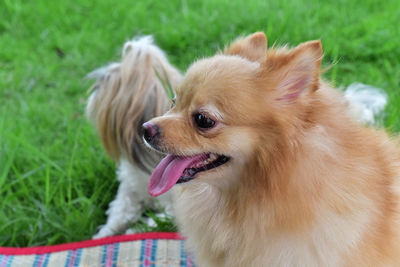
left=224, top=32, right=267, bottom=62
left=263, top=40, right=322, bottom=102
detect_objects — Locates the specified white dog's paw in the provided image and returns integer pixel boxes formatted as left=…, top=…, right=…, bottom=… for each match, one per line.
left=93, top=226, right=116, bottom=239
left=145, top=217, right=157, bottom=228
left=124, top=228, right=136, bottom=234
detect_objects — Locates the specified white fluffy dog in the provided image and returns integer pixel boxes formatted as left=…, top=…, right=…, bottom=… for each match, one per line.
left=86, top=36, right=182, bottom=238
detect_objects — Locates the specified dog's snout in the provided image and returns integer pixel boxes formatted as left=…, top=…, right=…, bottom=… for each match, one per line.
left=142, top=122, right=160, bottom=144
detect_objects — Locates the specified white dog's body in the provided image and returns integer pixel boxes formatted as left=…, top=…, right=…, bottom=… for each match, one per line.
left=86, top=36, right=181, bottom=238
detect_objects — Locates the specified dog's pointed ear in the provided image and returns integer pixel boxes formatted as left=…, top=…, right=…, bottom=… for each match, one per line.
left=264, top=40, right=323, bottom=102
left=224, top=32, right=267, bottom=62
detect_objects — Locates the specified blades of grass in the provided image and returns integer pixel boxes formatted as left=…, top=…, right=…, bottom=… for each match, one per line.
left=147, top=210, right=177, bottom=232
left=66, top=121, right=83, bottom=204
left=5, top=133, right=63, bottom=172
left=154, top=67, right=175, bottom=100
left=162, top=67, right=175, bottom=99
left=330, top=45, right=340, bottom=85
left=11, top=164, right=31, bottom=196
left=153, top=67, right=169, bottom=97
left=0, top=106, right=5, bottom=134
left=153, top=67, right=167, bottom=89
left=129, top=209, right=177, bottom=233
left=21, top=165, right=46, bottom=179
left=45, top=165, right=50, bottom=208
left=0, top=146, right=17, bottom=189
left=46, top=232, right=64, bottom=245
left=0, top=218, right=22, bottom=234
left=0, top=164, right=46, bottom=199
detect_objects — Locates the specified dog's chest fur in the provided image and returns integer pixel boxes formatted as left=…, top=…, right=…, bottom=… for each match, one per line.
left=174, top=174, right=400, bottom=267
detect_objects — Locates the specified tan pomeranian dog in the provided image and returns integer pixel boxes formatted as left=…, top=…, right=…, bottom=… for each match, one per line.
left=142, top=32, right=400, bottom=266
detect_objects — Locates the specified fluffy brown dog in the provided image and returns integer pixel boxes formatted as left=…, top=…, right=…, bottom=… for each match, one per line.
left=143, top=32, right=400, bottom=266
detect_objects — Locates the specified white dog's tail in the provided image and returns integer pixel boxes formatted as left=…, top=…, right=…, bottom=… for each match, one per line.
left=343, top=83, right=388, bottom=126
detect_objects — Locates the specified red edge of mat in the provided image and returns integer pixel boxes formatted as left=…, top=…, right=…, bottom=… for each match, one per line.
left=0, top=232, right=185, bottom=255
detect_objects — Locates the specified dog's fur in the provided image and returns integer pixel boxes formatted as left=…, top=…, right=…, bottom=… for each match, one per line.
left=145, top=32, right=400, bottom=266
left=86, top=36, right=182, bottom=238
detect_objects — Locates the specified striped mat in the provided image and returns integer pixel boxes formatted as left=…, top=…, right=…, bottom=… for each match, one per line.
left=0, top=232, right=195, bottom=267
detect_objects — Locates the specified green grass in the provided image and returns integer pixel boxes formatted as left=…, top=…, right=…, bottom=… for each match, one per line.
left=0, top=0, right=399, bottom=247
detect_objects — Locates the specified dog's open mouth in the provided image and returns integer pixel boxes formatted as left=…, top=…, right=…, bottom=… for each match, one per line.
left=148, top=153, right=230, bottom=197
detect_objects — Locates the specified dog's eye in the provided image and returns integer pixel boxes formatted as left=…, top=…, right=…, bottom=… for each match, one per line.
left=193, top=112, right=215, bottom=129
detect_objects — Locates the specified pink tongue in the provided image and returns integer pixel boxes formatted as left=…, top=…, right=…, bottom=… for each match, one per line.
left=149, top=154, right=206, bottom=197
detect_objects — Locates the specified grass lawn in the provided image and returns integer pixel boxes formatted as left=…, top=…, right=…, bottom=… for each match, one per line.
left=1, top=0, right=399, bottom=247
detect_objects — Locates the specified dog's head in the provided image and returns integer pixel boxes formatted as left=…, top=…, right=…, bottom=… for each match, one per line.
left=86, top=36, right=181, bottom=171
left=143, top=32, right=323, bottom=196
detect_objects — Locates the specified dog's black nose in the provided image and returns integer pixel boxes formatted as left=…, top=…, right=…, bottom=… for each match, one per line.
left=142, top=122, right=160, bottom=144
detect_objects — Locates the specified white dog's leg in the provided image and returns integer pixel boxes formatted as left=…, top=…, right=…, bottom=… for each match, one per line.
left=93, top=158, right=151, bottom=239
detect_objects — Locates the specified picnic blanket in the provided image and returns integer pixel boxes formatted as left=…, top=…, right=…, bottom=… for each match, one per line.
left=0, top=232, right=195, bottom=267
